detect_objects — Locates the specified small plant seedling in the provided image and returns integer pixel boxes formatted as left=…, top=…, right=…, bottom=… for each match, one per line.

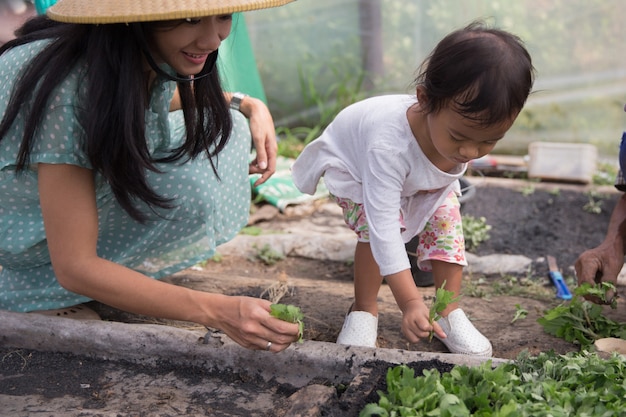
left=537, top=282, right=625, bottom=347
left=583, top=194, right=603, bottom=214
left=520, top=184, right=535, bottom=196
left=576, top=281, right=618, bottom=308
left=195, top=252, right=222, bottom=268
left=511, top=303, right=528, bottom=323
left=270, top=303, right=304, bottom=343
left=593, top=161, right=618, bottom=186
left=462, top=215, right=491, bottom=251
left=429, top=283, right=459, bottom=342
left=239, top=226, right=263, bottom=236
left=251, top=244, right=284, bottom=265
left=360, top=350, right=626, bottom=416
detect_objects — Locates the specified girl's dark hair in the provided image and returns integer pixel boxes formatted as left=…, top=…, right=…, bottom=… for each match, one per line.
left=414, top=21, right=535, bottom=126
left=0, top=15, right=232, bottom=222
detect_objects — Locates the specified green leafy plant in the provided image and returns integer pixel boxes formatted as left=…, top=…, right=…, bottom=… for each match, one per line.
left=275, top=134, right=307, bottom=159
left=250, top=244, right=284, bottom=266
left=195, top=252, right=223, bottom=267
left=511, top=303, right=528, bottom=323
left=270, top=303, right=304, bottom=342
left=520, top=183, right=536, bottom=196
left=239, top=226, right=263, bottom=236
left=462, top=215, right=491, bottom=251
left=582, top=191, right=603, bottom=214
left=360, top=350, right=626, bottom=417
left=593, top=161, right=618, bottom=186
left=429, top=284, right=459, bottom=341
left=538, top=282, right=626, bottom=348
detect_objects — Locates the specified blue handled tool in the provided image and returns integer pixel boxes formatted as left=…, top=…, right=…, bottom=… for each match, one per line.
left=547, top=255, right=572, bottom=300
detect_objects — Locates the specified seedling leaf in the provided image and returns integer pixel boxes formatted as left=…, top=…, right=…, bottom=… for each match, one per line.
left=538, top=282, right=625, bottom=347
left=429, top=282, right=459, bottom=342
left=270, top=303, right=304, bottom=343
left=511, top=304, right=528, bottom=323
left=360, top=351, right=626, bottom=416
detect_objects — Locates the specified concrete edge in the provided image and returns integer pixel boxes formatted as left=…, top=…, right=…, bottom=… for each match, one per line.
left=464, top=175, right=620, bottom=194
left=0, top=310, right=508, bottom=388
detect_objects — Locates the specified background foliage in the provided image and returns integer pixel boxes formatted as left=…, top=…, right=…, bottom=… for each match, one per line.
left=239, top=0, right=626, bottom=157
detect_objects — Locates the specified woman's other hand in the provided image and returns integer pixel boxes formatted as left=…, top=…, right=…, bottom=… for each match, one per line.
left=237, top=95, right=278, bottom=186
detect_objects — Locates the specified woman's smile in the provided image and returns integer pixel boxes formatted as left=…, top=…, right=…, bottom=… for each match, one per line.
left=182, top=51, right=210, bottom=66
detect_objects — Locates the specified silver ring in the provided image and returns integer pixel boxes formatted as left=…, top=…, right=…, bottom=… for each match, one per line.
left=265, top=341, right=272, bottom=351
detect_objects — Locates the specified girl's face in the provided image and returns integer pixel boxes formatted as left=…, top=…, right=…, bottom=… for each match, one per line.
left=148, top=15, right=233, bottom=76
left=426, top=106, right=513, bottom=165
left=413, top=87, right=515, bottom=169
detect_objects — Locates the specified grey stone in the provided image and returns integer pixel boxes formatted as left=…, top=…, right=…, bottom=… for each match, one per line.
left=465, top=253, right=533, bottom=276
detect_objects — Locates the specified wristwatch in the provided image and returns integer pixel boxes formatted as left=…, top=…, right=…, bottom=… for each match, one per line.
left=229, top=92, right=248, bottom=112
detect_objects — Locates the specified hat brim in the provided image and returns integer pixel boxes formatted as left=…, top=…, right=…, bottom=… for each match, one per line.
left=47, top=0, right=295, bottom=24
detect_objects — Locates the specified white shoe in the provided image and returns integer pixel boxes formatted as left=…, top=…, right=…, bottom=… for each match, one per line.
left=336, top=311, right=378, bottom=347
left=435, top=308, right=492, bottom=357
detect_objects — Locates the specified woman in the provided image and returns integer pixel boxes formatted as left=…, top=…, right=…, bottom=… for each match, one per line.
left=0, top=0, right=299, bottom=353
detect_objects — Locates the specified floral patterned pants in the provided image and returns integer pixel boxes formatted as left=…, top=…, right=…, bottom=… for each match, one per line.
left=332, top=190, right=466, bottom=272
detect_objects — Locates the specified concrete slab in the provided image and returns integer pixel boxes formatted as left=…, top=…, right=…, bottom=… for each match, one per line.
left=0, top=310, right=507, bottom=388
left=0, top=310, right=509, bottom=416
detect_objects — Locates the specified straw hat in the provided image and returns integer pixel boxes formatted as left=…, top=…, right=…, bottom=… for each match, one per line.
left=47, top=0, right=295, bottom=24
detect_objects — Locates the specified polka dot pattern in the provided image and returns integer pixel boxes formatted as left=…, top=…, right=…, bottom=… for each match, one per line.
left=0, top=41, right=251, bottom=312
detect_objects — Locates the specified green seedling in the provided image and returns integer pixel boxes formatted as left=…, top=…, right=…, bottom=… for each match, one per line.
left=520, top=184, right=535, bottom=196
left=583, top=194, right=603, bottom=214
left=461, top=215, right=491, bottom=251
left=538, top=282, right=625, bottom=348
left=239, top=226, right=263, bottom=236
left=429, top=283, right=459, bottom=342
left=511, top=303, right=528, bottom=323
left=270, top=303, right=304, bottom=343
left=251, top=244, right=284, bottom=266
left=360, top=350, right=626, bottom=416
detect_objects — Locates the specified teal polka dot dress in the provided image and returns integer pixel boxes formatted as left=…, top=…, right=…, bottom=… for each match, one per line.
left=0, top=41, right=251, bottom=312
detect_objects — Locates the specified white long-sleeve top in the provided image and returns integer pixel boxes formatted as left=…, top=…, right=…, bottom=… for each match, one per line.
left=291, top=95, right=466, bottom=276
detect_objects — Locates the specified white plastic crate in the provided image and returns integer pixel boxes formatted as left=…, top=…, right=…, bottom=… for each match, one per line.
left=527, top=142, right=597, bottom=184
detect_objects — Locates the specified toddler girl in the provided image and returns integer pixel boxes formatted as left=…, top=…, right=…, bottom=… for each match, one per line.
left=292, top=22, right=534, bottom=356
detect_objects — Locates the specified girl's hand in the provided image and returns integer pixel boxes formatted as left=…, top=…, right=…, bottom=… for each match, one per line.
left=400, top=299, right=447, bottom=343
left=209, top=295, right=300, bottom=352
left=384, top=269, right=446, bottom=343
left=236, top=95, right=277, bottom=187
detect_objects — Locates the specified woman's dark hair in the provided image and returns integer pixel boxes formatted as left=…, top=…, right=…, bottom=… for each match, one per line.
left=0, top=15, right=232, bottom=222
left=414, top=21, right=535, bottom=126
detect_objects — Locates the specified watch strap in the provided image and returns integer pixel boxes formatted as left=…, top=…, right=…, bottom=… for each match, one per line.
left=229, top=92, right=248, bottom=111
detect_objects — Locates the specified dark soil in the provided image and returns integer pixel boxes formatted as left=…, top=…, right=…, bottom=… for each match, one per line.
left=460, top=179, right=620, bottom=273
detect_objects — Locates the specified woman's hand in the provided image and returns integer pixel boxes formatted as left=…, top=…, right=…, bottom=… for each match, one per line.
left=207, top=295, right=301, bottom=352
left=234, top=95, right=278, bottom=187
